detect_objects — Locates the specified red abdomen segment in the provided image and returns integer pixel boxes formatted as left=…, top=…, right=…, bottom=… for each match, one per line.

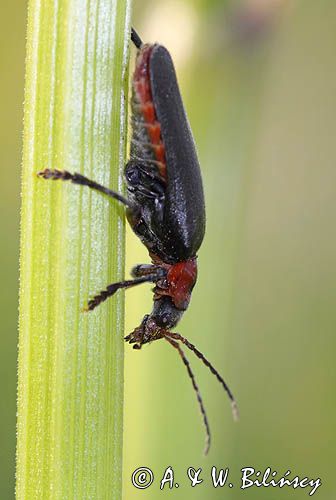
left=133, top=45, right=167, bottom=180
left=153, top=257, right=198, bottom=311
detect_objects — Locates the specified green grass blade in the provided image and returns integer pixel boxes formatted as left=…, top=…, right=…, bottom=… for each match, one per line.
left=16, top=0, right=132, bottom=498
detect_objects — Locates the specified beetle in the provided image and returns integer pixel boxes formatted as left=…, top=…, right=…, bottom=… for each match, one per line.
left=38, top=28, right=238, bottom=454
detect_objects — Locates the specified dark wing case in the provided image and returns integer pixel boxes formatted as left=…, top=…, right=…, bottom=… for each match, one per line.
left=149, top=45, right=206, bottom=261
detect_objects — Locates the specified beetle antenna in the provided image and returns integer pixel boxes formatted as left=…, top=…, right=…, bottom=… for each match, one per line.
left=131, top=27, right=143, bottom=49
left=165, top=336, right=211, bottom=455
left=166, top=332, right=239, bottom=421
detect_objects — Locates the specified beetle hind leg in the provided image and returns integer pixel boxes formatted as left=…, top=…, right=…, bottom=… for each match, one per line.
left=37, top=168, right=132, bottom=208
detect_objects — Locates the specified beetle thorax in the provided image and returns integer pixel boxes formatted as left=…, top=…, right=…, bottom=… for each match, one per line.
left=152, top=256, right=198, bottom=311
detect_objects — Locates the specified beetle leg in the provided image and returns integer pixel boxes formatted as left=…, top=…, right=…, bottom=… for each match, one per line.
left=131, top=263, right=166, bottom=279
left=37, top=168, right=132, bottom=208
left=84, top=274, right=161, bottom=312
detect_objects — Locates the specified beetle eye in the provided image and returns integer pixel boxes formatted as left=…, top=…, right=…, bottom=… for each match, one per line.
left=125, top=165, right=141, bottom=185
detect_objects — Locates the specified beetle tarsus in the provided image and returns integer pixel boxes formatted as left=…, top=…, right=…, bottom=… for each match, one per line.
left=37, top=168, right=72, bottom=181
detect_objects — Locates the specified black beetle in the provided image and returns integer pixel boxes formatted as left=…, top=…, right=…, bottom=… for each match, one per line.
left=38, top=28, right=238, bottom=454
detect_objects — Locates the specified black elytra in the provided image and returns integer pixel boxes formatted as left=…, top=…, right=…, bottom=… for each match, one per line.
left=38, top=27, right=238, bottom=455
left=144, top=44, right=206, bottom=260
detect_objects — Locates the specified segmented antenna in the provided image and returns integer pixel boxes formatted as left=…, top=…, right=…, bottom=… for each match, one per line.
left=165, top=336, right=211, bottom=455
left=166, top=331, right=239, bottom=421
left=131, top=27, right=143, bottom=49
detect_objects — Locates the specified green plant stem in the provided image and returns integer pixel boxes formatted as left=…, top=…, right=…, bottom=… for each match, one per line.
left=16, top=0, right=131, bottom=498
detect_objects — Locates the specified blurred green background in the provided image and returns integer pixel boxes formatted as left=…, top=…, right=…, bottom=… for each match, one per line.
left=1, top=1, right=335, bottom=499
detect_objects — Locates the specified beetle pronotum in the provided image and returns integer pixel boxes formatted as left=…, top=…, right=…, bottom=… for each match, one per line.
left=38, top=28, right=238, bottom=454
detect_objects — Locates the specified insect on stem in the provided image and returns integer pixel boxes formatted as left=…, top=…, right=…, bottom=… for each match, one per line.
left=38, top=27, right=238, bottom=454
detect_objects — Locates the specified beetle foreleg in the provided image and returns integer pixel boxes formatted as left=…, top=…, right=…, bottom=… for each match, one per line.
left=131, top=263, right=166, bottom=279
left=38, top=169, right=132, bottom=208
left=84, top=274, right=160, bottom=312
